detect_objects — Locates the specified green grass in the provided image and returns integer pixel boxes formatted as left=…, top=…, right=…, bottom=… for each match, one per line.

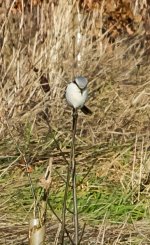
left=0, top=130, right=148, bottom=226
left=49, top=177, right=147, bottom=224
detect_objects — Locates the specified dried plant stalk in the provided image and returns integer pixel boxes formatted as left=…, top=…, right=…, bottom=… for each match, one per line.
left=29, top=218, right=45, bottom=245
left=71, top=108, right=79, bottom=245
left=29, top=158, right=52, bottom=245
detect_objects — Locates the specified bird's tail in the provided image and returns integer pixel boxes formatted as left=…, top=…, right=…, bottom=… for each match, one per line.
left=81, top=105, right=92, bottom=115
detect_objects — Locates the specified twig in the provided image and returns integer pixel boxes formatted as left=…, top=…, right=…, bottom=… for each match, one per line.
left=47, top=200, right=74, bottom=245
left=71, top=108, right=79, bottom=245
left=78, top=163, right=94, bottom=187
left=40, top=158, right=53, bottom=222
left=61, top=161, right=71, bottom=244
left=78, top=223, right=86, bottom=245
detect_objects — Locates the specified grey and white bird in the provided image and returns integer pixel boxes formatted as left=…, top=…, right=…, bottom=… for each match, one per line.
left=65, top=76, right=92, bottom=115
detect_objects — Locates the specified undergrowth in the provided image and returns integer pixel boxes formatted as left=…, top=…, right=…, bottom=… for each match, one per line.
left=0, top=0, right=150, bottom=244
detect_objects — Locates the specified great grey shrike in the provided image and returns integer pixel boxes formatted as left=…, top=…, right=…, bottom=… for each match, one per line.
left=65, top=76, right=92, bottom=115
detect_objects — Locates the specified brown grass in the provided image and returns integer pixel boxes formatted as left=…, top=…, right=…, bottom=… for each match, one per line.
left=0, top=0, right=150, bottom=244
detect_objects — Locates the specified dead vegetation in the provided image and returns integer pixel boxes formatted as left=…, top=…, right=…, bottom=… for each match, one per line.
left=0, top=0, right=150, bottom=244
left=1, top=220, right=150, bottom=244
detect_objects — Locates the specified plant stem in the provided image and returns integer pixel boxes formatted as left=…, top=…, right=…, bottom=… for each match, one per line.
left=71, top=108, right=78, bottom=245
left=61, top=163, right=71, bottom=244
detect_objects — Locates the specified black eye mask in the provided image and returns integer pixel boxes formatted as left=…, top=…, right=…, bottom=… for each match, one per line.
left=73, top=80, right=87, bottom=94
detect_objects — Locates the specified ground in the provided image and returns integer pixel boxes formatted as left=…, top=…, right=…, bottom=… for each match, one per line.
left=0, top=1, right=150, bottom=244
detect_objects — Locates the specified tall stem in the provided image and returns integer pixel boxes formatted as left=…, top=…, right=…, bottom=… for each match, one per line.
left=71, top=108, right=79, bottom=245
left=61, top=162, right=71, bottom=244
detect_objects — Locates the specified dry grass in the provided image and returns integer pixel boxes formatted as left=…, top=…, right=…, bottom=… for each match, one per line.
left=1, top=219, right=150, bottom=244
left=0, top=0, right=150, bottom=244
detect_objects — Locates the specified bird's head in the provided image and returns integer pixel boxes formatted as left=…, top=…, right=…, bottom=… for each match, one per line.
left=74, top=76, right=88, bottom=89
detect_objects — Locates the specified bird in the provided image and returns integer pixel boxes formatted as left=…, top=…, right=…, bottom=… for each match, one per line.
left=65, top=76, right=92, bottom=115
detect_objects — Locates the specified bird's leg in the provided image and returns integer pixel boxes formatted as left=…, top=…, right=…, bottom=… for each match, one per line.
left=72, top=108, right=78, bottom=131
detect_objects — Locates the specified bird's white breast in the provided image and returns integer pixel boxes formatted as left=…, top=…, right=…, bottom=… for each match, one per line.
left=66, top=83, right=88, bottom=109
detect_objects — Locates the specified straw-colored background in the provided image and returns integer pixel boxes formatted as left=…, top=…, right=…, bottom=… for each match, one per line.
left=0, top=1, right=150, bottom=244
